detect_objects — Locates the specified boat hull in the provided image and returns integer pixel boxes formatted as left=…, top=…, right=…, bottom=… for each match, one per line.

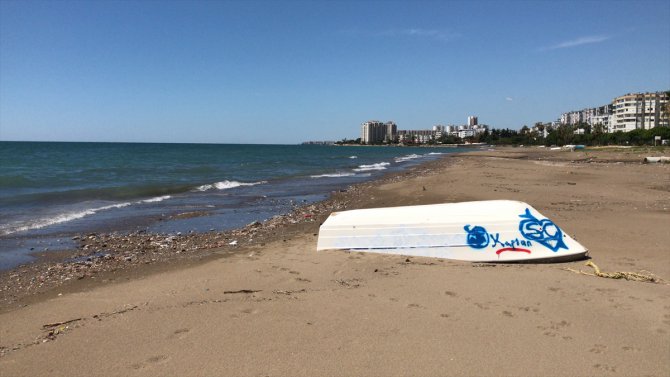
left=316, top=200, right=587, bottom=262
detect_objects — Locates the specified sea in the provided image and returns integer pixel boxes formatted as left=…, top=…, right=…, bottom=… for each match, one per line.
left=0, top=142, right=463, bottom=270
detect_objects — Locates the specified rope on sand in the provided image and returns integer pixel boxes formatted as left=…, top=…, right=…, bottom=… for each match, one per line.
left=564, top=261, right=667, bottom=284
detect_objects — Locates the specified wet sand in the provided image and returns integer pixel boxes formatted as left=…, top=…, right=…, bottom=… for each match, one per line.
left=1, top=147, right=669, bottom=376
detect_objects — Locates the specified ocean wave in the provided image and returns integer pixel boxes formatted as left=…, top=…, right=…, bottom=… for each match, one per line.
left=310, top=172, right=356, bottom=178
left=0, top=180, right=264, bottom=236
left=349, top=156, right=358, bottom=159
left=428, top=152, right=443, bottom=155
left=193, top=180, right=266, bottom=192
left=0, top=202, right=133, bottom=236
left=0, top=184, right=192, bottom=206
left=395, top=154, right=421, bottom=163
left=0, top=194, right=176, bottom=236
left=353, top=162, right=390, bottom=172
left=140, top=195, right=172, bottom=203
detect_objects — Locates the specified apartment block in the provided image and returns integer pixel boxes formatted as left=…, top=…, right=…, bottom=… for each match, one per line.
left=397, top=130, right=435, bottom=143
left=558, top=91, right=667, bottom=133
left=360, top=120, right=398, bottom=144
left=610, top=92, right=669, bottom=132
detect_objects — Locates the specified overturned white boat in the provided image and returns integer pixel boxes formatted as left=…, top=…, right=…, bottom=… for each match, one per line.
left=317, top=200, right=587, bottom=262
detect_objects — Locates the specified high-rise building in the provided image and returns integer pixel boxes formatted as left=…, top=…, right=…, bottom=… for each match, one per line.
left=467, top=116, right=478, bottom=126
left=361, top=120, right=395, bottom=144
left=385, top=121, right=397, bottom=142
left=610, top=92, right=669, bottom=132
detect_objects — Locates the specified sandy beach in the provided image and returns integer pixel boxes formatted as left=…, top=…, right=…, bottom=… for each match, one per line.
left=1, top=147, right=669, bottom=376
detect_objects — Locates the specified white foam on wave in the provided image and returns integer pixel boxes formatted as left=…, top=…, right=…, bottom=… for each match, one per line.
left=0, top=194, right=180, bottom=236
left=310, top=172, right=356, bottom=178
left=395, top=154, right=421, bottom=163
left=194, top=180, right=266, bottom=192
left=141, top=195, right=172, bottom=203
left=428, top=152, right=443, bottom=155
left=349, top=156, right=358, bottom=159
left=353, top=162, right=390, bottom=172
left=0, top=202, right=133, bottom=236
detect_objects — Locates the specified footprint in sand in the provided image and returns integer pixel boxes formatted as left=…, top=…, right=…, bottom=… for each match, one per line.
left=589, top=344, right=607, bottom=354
left=407, top=303, right=425, bottom=309
left=131, top=355, right=170, bottom=370
left=537, top=320, right=570, bottom=337
left=593, top=364, right=617, bottom=373
left=169, top=328, right=190, bottom=340
left=517, top=306, right=540, bottom=313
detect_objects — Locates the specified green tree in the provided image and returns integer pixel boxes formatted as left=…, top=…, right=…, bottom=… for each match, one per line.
left=555, top=124, right=574, bottom=146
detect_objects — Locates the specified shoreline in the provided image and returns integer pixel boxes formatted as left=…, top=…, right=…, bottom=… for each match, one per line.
left=0, top=152, right=454, bottom=312
left=1, top=146, right=669, bottom=376
left=1, top=146, right=667, bottom=311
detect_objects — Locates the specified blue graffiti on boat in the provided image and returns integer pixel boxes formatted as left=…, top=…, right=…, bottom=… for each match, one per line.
left=490, top=233, right=533, bottom=249
left=518, top=208, right=568, bottom=252
left=465, top=225, right=533, bottom=254
left=464, top=225, right=490, bottom=249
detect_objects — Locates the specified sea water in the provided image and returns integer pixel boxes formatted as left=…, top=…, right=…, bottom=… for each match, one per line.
left=0, top=142, right=462, bottom=269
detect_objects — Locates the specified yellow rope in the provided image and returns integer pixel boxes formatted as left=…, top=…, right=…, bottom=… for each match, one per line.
left=564, top=261, right=667, bottom=284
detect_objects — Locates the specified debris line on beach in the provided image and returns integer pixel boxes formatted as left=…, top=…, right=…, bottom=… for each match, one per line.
left=564, top=261, right=666, bottom=284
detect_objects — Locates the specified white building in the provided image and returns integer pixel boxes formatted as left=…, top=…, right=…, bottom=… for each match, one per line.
left=397, top=130, right=435, bottom=144
left=558, top=92, right=668, bottom=133
left=458, top=129, right=475, bottom=138
left=360, top=120, right=398, bottom=143
left=610, top=92, right=669, bottom=132
left=432, top=125, right=446, bottom=139
left=467, top=116, right=478, bottom=127
left=360, top=120, right=386, bottom=144
left=385, top=121, right=397, bottom=142
left=589, top=114, right=611, bottom=132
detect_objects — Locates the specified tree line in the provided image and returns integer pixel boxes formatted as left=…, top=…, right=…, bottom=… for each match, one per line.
left=338, top=125, right=670, bottom=147
left=474, top=123, right=670, bottom=146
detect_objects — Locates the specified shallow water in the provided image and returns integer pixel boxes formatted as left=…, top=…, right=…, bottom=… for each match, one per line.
left=0, top=142, right=463, bottom=269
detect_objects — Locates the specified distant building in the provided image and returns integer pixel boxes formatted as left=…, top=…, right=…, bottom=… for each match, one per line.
left=610, top=92, right=669, bottom=132
left=397, top=130, right=435, bottom=144
left=385, top=121, right=397, bottom=142
left=458, top=129, right=475, bottom=138
left=557, top=91, right=668, bottom=133
left=360, top=120, right=385, bottom=144
left=361, top=117, right=490, bottom=145
left=432, top=125, right=446, bottom=139
left=360, top=120, right=398, bottom=144
left=591, top=114, right=612, bottom=132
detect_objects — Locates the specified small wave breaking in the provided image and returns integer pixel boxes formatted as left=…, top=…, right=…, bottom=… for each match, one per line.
left=141, top=195, right=172, bottom=203
left=0, top=202, right=132, bottom=236
left=193, top=180, right=266, bottom=192
left=353, top=162, right=390, bottom=172
left=395, top=154, right=421, bottom=163
left=310, top=172, right=356, bottom=179
left=0, top=195, right=174, bottom=236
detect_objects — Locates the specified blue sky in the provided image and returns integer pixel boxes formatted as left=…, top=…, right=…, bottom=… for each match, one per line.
left=1, top=0, right=669, bottom=144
